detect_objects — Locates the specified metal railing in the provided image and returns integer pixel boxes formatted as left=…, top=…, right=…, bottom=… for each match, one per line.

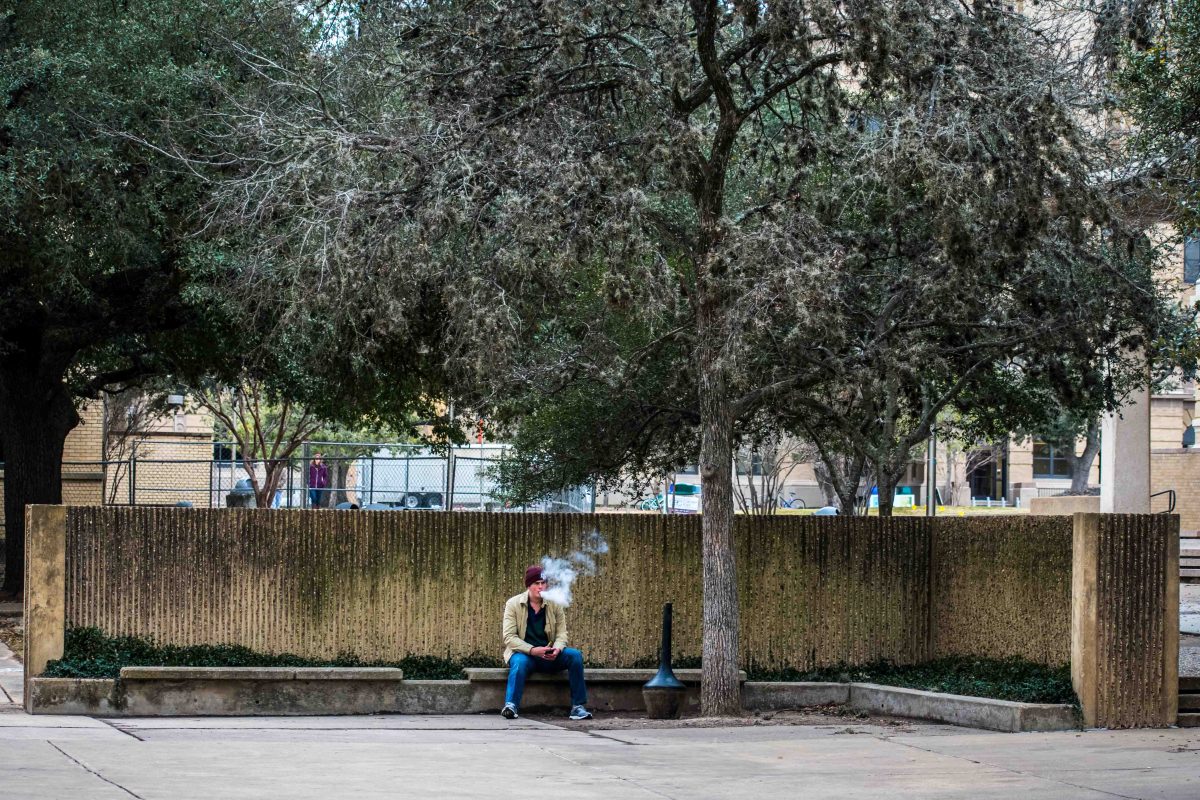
left=1151, top=488, right=1177, bottom=514
left=32, top=443, right=592, bottom=513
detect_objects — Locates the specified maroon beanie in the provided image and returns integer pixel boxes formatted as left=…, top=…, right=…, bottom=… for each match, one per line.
left=524, top=564, right=544, bottom=587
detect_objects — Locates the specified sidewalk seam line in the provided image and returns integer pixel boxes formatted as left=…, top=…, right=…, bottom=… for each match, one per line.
left=48, top=741, right=145, bottom=799
left=99, top=719, right=144, bottom=741
left=538, top=744, right=677, bottom=799
left=881, top=736, right=1147, bottom=800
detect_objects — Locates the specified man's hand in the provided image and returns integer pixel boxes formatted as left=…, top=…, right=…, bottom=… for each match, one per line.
left=531, top=646, right=557, bottom=661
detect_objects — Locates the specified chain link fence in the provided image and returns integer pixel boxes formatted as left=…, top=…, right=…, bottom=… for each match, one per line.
left=45, top=441, right=594, bottom=512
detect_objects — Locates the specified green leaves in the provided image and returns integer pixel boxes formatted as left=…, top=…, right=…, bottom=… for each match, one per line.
left=45, top=627, right=505, bottom=680
left=1119, top=0, right=1200, bottom=227
left=747, top=656, right=1076, bottom=705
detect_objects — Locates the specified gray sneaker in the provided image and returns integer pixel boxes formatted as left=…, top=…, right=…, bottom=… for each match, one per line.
left=569, top=705, right=593, bottom=720
left=501, top=702, right=519, bottom=719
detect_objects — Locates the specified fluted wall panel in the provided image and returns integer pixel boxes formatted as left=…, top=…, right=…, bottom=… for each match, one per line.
left=1091, top=514, right=1177, bottom=728
left=931, top=516, right=1072, bottom=664
left=63, top=508, right=1071, bottom=669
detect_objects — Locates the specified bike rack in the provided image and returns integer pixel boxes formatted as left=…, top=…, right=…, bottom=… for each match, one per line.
left=1151, top=488, right=1176, bottom=514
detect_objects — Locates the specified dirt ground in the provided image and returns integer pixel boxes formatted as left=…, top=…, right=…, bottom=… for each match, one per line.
left=526, top=705, right=925, bottom=732
left=0, top=618, right=22, bottom=661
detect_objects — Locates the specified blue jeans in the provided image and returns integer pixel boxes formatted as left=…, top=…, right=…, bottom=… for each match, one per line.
left=505, top=648, right=588, bottom=708
left=308, top=489, right=324, bottom=508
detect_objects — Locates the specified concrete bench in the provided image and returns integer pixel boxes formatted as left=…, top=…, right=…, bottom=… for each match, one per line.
left=92, top=665, right=755, bottom=717
left=116, top=666, right=407, bottom=715
left=464, top=667, right=747, bottom=713
left=120, top=667, right=405, bottom=681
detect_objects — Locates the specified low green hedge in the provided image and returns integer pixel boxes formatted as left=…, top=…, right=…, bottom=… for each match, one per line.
left=746, top=657, right=1076, bottom=705
left=47, top=628, right=1075, bottom=705
left=45, top=628, right=502, bottom=680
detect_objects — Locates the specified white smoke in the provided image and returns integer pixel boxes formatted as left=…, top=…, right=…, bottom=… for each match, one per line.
left=539, top=530, right=609, bottom=607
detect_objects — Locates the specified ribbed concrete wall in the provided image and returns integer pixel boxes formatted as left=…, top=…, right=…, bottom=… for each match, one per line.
left=63, top=508, right=1070, bottom=669
left=1072, top=513, right=1179, bottom=728
left=931, top=516, right=1072, bottom=664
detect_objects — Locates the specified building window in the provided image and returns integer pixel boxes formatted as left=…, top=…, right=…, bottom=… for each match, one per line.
left=736, top=453, right=765, bottom=476
left=1032, top=440, right=1072, bottom=478
left=1186, top=235, right=1200, bottom=284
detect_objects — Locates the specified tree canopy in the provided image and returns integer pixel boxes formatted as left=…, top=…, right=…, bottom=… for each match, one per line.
left=187, top=0, right=1199, bottom=712
left=0, top=0, right=423, bottom=594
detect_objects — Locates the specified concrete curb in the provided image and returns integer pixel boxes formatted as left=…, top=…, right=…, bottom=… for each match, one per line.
left=741, top=681, right=849, bottom=709
left=848, top=683, right=1080, bottom=732
left=24, top=675, right=1079, bottom=731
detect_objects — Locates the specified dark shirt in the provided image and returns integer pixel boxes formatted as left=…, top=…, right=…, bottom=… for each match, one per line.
left=308, top=463, right=329, bottom=489
left=523, top=603, right=549, bottom=648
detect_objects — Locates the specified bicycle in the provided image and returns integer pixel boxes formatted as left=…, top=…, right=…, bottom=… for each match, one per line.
left=638, top=494, right=666, bottom=511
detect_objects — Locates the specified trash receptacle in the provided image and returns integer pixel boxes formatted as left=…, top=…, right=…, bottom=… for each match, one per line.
left=226, top=478, right=256, bottom=508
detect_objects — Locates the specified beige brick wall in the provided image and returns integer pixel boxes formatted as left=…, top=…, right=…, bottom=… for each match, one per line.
left=1150, top=449, right=1200, bottom=530
left=1006, top=437, right=1098, bottom=491
left=1150, top=396, right=1194, bottom=451
left=1, top=402, right=106, bottom=531
left=62, top=401, right=104, bottom=473
left=105, top=436, right=214, bottom=506
left=1, top=398, right=215, bottom=530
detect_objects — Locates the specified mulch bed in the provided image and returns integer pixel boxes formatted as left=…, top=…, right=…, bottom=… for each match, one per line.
left=0, top=618, right=22, bottom=662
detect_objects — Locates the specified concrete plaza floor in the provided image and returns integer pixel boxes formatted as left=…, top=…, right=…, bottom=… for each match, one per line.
left=1, top=591, right=1199, bottom=799
left=2, top=704, right=1200, bottom=799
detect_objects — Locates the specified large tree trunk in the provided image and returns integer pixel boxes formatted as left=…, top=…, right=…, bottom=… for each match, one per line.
left=0, top=369, right=79, bottom=597
left=698, top=333, right=741, bottom=716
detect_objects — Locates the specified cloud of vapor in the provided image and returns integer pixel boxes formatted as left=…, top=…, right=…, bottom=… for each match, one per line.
left=539, top=530, right=608, bottom=607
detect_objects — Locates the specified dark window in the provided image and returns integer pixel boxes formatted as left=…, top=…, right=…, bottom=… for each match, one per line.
left=1032, top=440, right=1072, bottom=478
left=676, top=463, right=699, bottom=475
left=736, top=453, right=765, bottom=476
left=1186, top=236, right=1200, bottom=284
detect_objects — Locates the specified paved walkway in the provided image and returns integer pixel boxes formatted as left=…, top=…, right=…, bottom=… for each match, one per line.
left=1182, top=584, right=1200, bottom=677
left=2, top=597, right=1200, bottom=799
left=0, top=637, right=22, bottom=707
left=0, top=708, right=1198, bottom=799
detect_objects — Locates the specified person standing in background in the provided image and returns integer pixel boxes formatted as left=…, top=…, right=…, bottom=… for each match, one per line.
left=307, top=452, right=329, bottom=508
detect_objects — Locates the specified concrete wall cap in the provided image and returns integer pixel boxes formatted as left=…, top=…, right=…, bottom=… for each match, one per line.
left=119, top=666, right=406, bottom=681
left=464, top=667, right=747, bottom=683
left=851, top=682, right=1030, bottom=709
left=848, top=682, right=1078, bottom=732
left=291, top=668, right=405, bottom=681
left=120, top=667, right=299, bottom=681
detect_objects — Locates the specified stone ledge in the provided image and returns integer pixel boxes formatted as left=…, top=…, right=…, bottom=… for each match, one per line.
left=27, top=678, right=119, bottom=715
left=119, top=667, right=404, bottom=681
left=742, top=681, right=849, bottom=709
left=464, top=668, right=746, bottom=683
left=848, top=683, right=1079, bottom=732
left=25, top=676, right=1076, bottom=731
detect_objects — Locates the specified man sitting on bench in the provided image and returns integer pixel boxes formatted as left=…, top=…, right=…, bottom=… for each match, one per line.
left=500, top=565, right=593, bottom=720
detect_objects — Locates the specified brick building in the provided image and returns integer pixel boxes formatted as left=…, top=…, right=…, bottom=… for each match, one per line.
left=0, top=395, right=214, bottom=537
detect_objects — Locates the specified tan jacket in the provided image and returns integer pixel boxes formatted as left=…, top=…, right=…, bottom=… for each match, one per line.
left=502, top=590, right=569, bottom=663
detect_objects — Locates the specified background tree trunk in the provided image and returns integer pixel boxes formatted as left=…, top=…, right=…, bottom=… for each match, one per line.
left=0, top=369, right=79, bottom=596
left=876, top=471, right=897, bottom=517
left=1068, top=419, right=1102, bottom=495
left=698, top=333, right=740, bottom=716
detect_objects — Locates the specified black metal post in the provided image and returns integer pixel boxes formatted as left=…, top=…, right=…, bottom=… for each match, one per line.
left=644, top=603, right=685, bottom=690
